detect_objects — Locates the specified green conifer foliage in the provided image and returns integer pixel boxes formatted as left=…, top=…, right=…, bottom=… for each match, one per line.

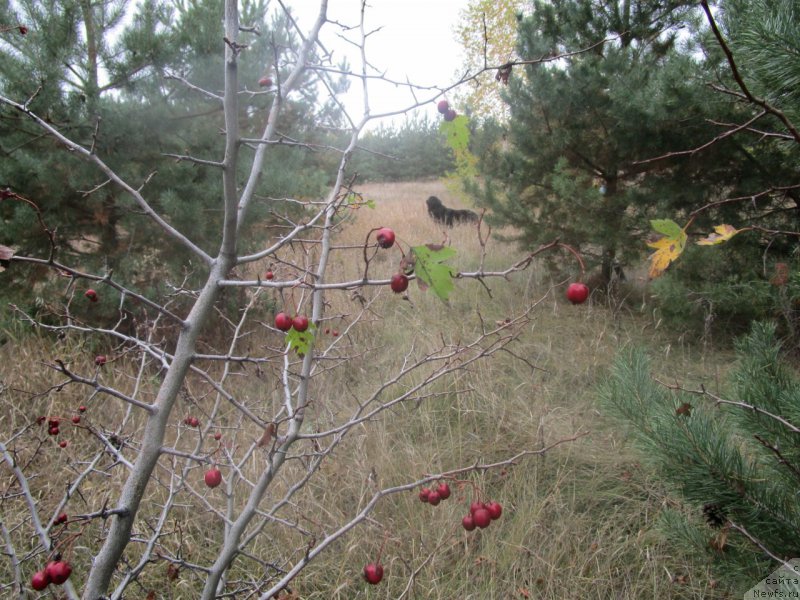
left=600, top=322, right=800, bottom=589
left=470, top=0, right=793, bottom=287
left=0, top=1, right=338, bottom=326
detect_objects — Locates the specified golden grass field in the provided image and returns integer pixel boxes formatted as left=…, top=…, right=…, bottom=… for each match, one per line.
left=0, top=179, right=735, bottom=599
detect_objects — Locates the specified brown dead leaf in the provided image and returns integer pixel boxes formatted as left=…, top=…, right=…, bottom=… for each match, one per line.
left=675, top=402, right=692, bottom=416
left=709, top=530, right=728, bottom=553
left=257, top=422, right=277, bottom=447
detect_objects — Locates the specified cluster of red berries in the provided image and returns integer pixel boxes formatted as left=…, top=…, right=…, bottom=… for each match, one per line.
left=418, top=481, right=451, bottom=505
left=31, top=559, right=72, bottom=591
left=373, top=227, right=411, bottom=294
left=183, top=415, right=200, bottom=428
left=364, top=484, right=504, bottom=585
left=462, top=500, right=503, bottom=531
left=437, top=99, right=457, bottom=122
left=39, top=415, right=83, bottom=448
left=274, top=312, right=309, bottom=332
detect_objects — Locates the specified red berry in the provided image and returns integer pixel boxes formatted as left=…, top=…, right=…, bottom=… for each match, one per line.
left=265, top=271, right=274, bottom=280
left=95, top=355, right=107, bottom=366
left=258, top=76, right=273, bottom=87
left=444, top=108, right=457, bottom=122
left=214, top=432, right=222, bottom=441
left=274, top=312, right=293, bottom=331
left=292, top=315, right=309, bottom=332
left=72, top=415, right=80, bottom=424
left=48, top=426, right=60, bottom=436
left=427, top=491, right=441, bottom=506
left=78, top=406, right=87, bottom=413
left=332, top=330, right=339, bottom=337
left=473, top=508, right=492, bottom=528
left=566, top=282, right=590, bottom=304
left=486, top=501, right=503, bottom=520
left=436, top=482, right=451, bottom=500
left=18, top=25, right=28, bottom=35
left=363, top=562, right=384, bottom=585
left=56, top=513, right=68, bottom=524
left=376, top=227, right=395, bottom=249
left=419, top=487, right=431, bottom=503
left=31, top=570, right=50, bottom=591
left=437, top=99, right=449, bottom=114
left=84, top=289, right=98, bottom=302
left=37, top=415, right=46, bottom=425
left=469, top=501, right=485, bottom=515
left=48, top=418, right=59, bottom=428
left=390, top=273, right=409, bottom=294
left=462, top=514, right=476, bottom=531
left=204, top=467, right=222, bottom=488
left=59, top=440, right=68, bottom=448
left=47, top=560, right=72, bottom=585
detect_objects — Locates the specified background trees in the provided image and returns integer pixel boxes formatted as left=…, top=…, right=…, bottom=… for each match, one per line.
left=467, top=0, right=798, bottom=327
left=0, top=0, right=337, bottom=328
left=1, top=1, right=579, bottom=598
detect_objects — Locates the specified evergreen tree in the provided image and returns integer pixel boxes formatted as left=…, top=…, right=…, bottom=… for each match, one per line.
left=347, top=115, right=455, bottom=182
left=0, top=1, right=341, bottom=324
left=470, top=0, right=787, bottom=285
left=644, top=0, right=800, bottom=340
left=600, top=322, right=800, bottom=591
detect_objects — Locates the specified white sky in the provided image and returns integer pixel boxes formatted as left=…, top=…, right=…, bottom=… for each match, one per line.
left=286, top=0, right=471, bottom=126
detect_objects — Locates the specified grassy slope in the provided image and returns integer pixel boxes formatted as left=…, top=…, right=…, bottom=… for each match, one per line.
left=0, top=180, right=734, bottom=599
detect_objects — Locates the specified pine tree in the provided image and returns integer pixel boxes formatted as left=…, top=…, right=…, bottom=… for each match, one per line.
left=600, top=321, right=800, bottom=590
left=0, top=1, right=339, bottom=324
left=470, top=0, right=788, bottom=285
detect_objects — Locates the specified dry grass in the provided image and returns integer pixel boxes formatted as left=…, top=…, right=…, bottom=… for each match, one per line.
left=0, top=180, right=734, bottom=599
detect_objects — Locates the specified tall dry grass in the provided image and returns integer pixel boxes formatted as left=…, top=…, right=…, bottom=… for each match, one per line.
left=0, top=180, right=733, bottom=599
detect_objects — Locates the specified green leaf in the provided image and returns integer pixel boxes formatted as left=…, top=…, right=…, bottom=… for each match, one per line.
left=345, top=194, right=375, bottom=210
left=411, top=244, right=458, bottom=301
left=439, top=115, right=470, bottom=152
left=285, top=326, right=315, bottom=357
left=650, top=219, right=683, bottom=239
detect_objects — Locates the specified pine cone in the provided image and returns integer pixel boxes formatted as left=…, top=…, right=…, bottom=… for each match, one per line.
left=702, top=502, right=728, bottom=528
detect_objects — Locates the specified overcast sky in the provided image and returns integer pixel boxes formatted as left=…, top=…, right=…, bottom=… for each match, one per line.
left=286, top=0, right=471, bottom=125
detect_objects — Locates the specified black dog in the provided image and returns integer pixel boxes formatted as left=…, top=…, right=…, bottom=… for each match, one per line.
left=425, top=196, right=479, bottom=227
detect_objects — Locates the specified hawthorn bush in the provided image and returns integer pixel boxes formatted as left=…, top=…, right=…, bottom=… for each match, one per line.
left=0, top=2, right=582, bottom=599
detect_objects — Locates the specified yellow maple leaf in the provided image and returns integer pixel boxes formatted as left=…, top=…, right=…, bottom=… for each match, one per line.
left=696, top=224, right=741, bottom=246
left=647, top=231, right=687, bottom=279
